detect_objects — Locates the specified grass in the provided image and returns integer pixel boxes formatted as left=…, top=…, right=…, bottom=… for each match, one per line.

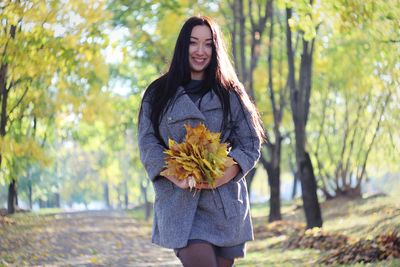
left=126, top=206, right=152, bottom=221
left=33, top=207, right=65, bottom=215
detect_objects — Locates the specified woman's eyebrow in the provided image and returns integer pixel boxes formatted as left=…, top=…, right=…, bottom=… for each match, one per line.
left=190, top=36, right=213, bottom=41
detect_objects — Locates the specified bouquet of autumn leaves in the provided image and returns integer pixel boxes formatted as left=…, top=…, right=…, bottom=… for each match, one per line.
left=160, top=123, right=235, bottom=190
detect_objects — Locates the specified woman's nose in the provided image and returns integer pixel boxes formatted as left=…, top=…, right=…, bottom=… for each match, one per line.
left=195, top=44, right=205, bottom=54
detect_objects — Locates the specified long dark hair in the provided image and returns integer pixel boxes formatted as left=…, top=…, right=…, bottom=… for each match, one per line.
left=139, top=15, right=265, bottom=144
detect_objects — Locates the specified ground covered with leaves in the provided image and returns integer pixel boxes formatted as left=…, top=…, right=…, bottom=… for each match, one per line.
left=1, top=195, right=400, bottom=266
left=0, top=210, right=180, bottom=266
left=240, top=195, right=400, bottom=266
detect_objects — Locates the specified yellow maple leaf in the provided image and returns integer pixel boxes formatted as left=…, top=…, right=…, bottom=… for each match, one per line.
left=160, top=123, right=235, bottom=187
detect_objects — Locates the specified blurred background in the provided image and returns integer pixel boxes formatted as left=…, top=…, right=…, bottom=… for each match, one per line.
left=0, top=0, right=399, bottom=218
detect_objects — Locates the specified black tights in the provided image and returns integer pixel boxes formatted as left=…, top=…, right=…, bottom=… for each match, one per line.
left=177, top=243, right=234, bottom=267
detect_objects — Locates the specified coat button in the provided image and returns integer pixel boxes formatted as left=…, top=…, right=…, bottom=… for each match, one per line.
left=168, top=117, right=172, bottom=121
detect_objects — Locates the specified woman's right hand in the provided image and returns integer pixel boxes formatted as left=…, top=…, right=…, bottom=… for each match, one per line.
left=164, top=175, right=190, bottom=189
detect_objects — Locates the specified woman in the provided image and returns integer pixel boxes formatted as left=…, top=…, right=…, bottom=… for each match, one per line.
left=138, top=16, right=264, bottom=267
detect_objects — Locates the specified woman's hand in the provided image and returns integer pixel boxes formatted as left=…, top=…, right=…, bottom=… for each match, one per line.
left=163, top=159, right=240, bottom=190
left=164, top=175, right=190, bottom=189
left=194, top=163, right=240, bottom=190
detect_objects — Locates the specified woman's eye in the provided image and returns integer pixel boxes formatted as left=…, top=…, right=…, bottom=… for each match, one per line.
left=206, top=43, right=212, bottom=47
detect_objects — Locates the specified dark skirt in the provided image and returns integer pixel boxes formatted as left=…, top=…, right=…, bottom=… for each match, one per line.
left=174, top=190, right=246, bottom=260
left=174, top=239, right=245, bottom=260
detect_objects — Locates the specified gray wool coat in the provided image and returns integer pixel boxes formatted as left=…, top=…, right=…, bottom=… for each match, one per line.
left=138, top=86, right=261, bottom=249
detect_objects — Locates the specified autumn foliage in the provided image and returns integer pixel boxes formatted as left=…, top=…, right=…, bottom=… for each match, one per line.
left=318, top=231, right=400, bottom=265
left=285, top=228, right=400, bottom=265
left=160, top=123, right=235, bottom=187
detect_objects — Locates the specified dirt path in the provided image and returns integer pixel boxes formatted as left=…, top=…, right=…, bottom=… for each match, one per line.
left=0, top=210, right=181, bottom=266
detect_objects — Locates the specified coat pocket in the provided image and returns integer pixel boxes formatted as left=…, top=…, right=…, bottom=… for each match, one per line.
left=217, top=184, right=240, bottom=219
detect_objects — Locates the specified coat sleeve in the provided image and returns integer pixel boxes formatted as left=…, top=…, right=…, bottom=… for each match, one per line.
left=227, top=93, right=261, bottom=181
left=138, top=98, right=166, bottom=181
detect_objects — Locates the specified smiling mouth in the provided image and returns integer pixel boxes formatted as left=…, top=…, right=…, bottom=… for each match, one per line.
left=193, top=58, right=207, bottom=64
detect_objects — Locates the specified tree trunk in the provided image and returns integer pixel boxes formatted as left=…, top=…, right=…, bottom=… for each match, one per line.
left=289, top=158, right=299, bottom=199
left=54, top=193, right=60, bottom=208
left=1, top=50, right=11, bottom=213
left=264, top=2, right=282, bottom=222
left=291, top=171, right=299, bottom=199
left=116, top=186, right=122, bottom=209
left=239, top=0, right=246, bottom=83
left=298, top=152, right=322, bottom=228
left=124, top=180, right=129, bottom=209
left=2, top=25, right=17, bottom=214
left=229, top=0, right=238, bottom=73
left=28, top=179, right=33, bottom=210
left=247, top=0, right=272, bottom=100
left=8, top=179, right=17, bottom=214
left=286, top=6, right=322, bottom=228
left=103, top=183, right=110, bottom=209
left=39, top=199, right=46, bottom=208
left=259, top=149, right=282, bottom=222
left=268, top=165, right=281, bottom=222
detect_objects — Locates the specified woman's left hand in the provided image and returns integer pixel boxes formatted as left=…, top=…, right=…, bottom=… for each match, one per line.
left=194, top=164, right=240, bottom=190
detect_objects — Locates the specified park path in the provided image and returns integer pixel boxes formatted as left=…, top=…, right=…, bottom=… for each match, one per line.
left=0, top=210, right=181, bottom=267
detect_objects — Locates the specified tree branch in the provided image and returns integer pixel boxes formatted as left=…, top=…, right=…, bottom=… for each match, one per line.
left=8, top=86, right=29, bottom=117
left=278, top=14, right=287, bottom=119
left=239, top=0, right=246, bottom=83
left=354, top=93, right=383, bottom=171
left=382, top=39, right=400, bottom=43
left=337, top=93, right=350, bottom=189
left=357, top=92, right=392, bottom=186
left=286, top=7, right=297, bottom=107
left=315, top=89, right=328, bottom=154
left=312, top=151, right=333, bottom=198
left=267, top=3, right=277, bottom=118
left=342, top=93, right=370, bottom=188
left=248, top=0, right=256, bottom=30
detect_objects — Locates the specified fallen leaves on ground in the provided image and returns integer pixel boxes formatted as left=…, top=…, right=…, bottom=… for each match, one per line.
left=0, top=210, right=180, bottom=266
left=285, top=227, right=350, bottom=250
left=255, top=220, right=400, bottom=265
left=0, top=215, right=15, bottom=225
left=254, top=220, right=305, bottom=239
left=318, top=231, right=400, bottom=265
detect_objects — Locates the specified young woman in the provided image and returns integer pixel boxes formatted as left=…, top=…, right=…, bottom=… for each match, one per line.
left=138, top=16, right=264, bottom=267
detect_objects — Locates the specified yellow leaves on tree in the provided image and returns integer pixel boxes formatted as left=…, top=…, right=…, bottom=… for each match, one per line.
left=160, top=123, right=235, bottom=187
left=0, top=137, right=51, bottom=168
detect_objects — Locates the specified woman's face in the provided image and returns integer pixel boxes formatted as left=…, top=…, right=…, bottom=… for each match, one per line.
left=188, top=25, right=213, bottom=80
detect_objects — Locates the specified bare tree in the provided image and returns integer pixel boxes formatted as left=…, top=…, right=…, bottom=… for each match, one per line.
left=313, top=90, right=392, bottom=198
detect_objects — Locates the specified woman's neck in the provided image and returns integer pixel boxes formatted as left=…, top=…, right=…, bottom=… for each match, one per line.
left=191, top=72, right=204, bottom=80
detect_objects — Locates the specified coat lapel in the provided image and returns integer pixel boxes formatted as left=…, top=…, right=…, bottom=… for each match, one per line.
left=199, top=89, right=222, bottom=112
left=167, top=86, right=206, bottom=122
